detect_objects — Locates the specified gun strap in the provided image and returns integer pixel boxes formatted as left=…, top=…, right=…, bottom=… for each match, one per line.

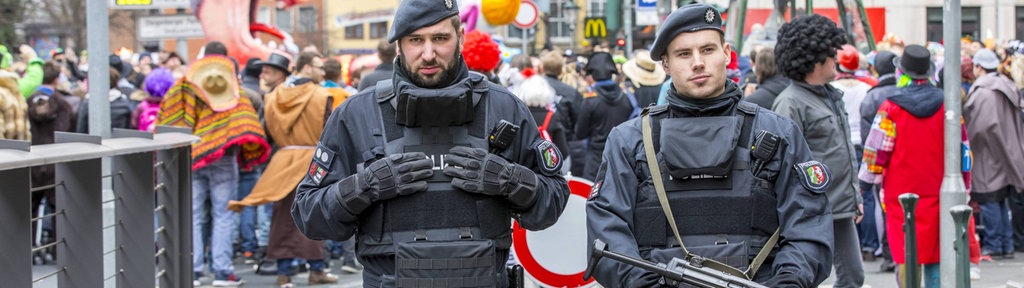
left=642, top=114, right=780, bottom=281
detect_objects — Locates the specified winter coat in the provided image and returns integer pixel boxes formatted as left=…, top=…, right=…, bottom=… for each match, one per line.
left=859, top=83, right=978, bottom=264
left=964, top=72, right=1024, bottom=196
left=545, top=75, right=583, bottom=140
left=744, top=75, right=790, bottom=110
left=357, top=63, right=395, bottom=91
left=831, top=77, right=872, bottom=146
left=19, top=59, right=43, bottom=99
left=27, top=87, right=76, bottom=205
left=575, top=82, right=633, bottom=180
left=0, top=70, right=30, bottom=140
left=773, top=81, right=861, bottom=219
left=75, top=89, right=135, bottom=133
left=859, top=74, right=898, bottom=145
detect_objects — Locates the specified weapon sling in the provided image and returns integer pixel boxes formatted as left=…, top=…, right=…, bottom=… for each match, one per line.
left=641, top=113, right=780, bottom=281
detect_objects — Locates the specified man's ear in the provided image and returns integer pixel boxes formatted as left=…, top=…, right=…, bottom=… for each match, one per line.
left=662, top=57, right=670, bottom=73
left=723, top=42, right=732, bottom=66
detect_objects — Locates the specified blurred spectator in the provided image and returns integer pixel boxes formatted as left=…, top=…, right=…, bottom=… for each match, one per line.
left=358, top=40, right=397, bottom=91
left=744, top=47, right=789, bottom=109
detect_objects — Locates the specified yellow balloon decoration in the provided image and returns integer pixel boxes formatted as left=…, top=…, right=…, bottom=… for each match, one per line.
left=482, top=0, right=521, bottom=26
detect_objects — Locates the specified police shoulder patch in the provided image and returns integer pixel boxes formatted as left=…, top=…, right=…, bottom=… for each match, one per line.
left=794, top=160, right=830, bottom=193
left=534, top=140, right=562, bottom=176
left=307, top=143, right=335, bottom=186
left=589, top=180, right=602, bottom=200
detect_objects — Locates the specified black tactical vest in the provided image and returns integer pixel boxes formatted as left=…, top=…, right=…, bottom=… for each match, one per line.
left=633, top=102, right=780, bottom=274
left=356, top=78, right=513, bottom=287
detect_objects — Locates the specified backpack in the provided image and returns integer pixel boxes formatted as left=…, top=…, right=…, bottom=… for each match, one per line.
left=136, top=100, right=160, bottom=132
left=537, top=106, right=555, bottom=142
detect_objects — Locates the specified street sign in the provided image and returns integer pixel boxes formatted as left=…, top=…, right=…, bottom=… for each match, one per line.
left=513, top=0, right=539, bottom=29
left=635, top=9, right=660, bottom=26
left=137, top=15, right=204, bottom=40
left=636, top=0, right=657, bottom=9
left=583, top=17, right=607, bottom=38
left=111, top=0, right=189, bottom=9
left=512, top=177, right=597, bottom=287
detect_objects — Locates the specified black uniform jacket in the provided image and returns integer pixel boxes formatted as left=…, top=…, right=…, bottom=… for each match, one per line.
left=291, top=70, right=570, bottom=284
left=586, top=81, right=834, bottom=287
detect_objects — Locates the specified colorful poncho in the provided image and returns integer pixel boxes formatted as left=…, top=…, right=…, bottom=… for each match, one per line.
left=157, top=78, right=270, bottom=171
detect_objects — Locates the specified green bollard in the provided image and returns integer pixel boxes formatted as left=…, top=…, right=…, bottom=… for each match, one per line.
left=900, top=193, right=920, bottom=288
left=951, top=205, right=973, bottom=288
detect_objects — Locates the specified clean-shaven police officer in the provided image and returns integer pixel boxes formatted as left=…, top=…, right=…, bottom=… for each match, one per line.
left=585, top=3, right=834, bottom=287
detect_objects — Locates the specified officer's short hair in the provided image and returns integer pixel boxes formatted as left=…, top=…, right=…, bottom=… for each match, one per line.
left=294, top=51, right=323, bottom=74
left=42, top=60, right=61, bottom=85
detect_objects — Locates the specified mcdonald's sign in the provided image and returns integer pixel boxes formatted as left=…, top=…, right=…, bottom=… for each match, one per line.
left=584, top=17, right=607, bottom=39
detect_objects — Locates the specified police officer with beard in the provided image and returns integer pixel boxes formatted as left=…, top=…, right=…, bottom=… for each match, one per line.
left=585, top=3, right=833, bottom=287
left=291, top=0, right=570, bottom=286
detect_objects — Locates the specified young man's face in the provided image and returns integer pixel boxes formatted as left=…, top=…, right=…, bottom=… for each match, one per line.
left=662, top=30, right=731, bottom=99
left=302, top=57, right=325, bottom=83
left=261, top=66, right=287, bottom=88
left=397, top=18, right=463, bottom=88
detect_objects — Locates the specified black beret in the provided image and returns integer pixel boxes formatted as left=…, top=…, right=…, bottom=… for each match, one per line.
left=388, top=0, right=460, bottom=43
left=650, top=3, right=723, bottom=60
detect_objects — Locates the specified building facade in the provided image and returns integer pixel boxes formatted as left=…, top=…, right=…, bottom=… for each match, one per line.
left=326, top=0, right=400, bottom=55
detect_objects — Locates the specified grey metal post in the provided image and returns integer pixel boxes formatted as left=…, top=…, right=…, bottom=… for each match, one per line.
left=624, top=0, right=633, bottom=55
left=900, top=193, right=920, bottom=288
left=55, top=132, right=104, bottom=288
left=86, top=0, right=111, bottom=138
left=111, top=129, right=155, bottom=288
left=950, top=205, right=973, bottom=288
left=0, top=140, right=33, bottom=288
left=940, top=0, right=965, bottom=285
left=156, top=126, right=194, bottom=288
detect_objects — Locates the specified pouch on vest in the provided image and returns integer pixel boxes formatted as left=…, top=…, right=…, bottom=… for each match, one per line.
left=396, top=238, right=498, bottom=287
left=659, top=116, right=741, bottom=178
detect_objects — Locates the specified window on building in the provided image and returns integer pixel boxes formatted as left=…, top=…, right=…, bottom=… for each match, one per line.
left=507, top=26, right=537, bottom=43
left=548, top=0, right=573, bottom=41
left=926, top=7, right=980, bottom=43
left=1017, top=7, right=1024, bottom=41
left=345, top=24, right=364, bottom=40
left=369, top=22, right=388, bottom=39
left=297, top=7, right=317, bottom=33
left=587, top=0, right=606, bottom=17
left=276, top=8, right=292, bottom=31
left=257, top=7, right=271, bottom=24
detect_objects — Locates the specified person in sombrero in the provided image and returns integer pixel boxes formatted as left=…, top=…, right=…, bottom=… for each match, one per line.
left=158, top=54, right=270, bottom=287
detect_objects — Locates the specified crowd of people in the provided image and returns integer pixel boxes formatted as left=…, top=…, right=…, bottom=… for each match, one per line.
left=2, top=2, right=1024, bottom=287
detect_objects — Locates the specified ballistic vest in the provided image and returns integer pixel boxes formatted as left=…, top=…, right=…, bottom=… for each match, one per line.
left=633, top=101, right=781, bottom=274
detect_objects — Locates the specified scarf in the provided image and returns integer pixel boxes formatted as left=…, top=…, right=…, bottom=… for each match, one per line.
left=158, top=78, right=270, bottom=171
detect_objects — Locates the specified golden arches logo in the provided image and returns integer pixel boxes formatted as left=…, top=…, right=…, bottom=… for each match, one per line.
left=584, top=17, right=606, bottom=38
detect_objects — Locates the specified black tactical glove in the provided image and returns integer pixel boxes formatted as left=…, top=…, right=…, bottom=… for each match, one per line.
left=762, top=272, right=802, bottom=288
left=443, top=146, right=539, bottom=208
left=338, top=152, right=433, bottom=215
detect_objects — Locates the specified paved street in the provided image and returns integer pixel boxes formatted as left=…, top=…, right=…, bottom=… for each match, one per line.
left=31, top=252, right=1024, bottom=287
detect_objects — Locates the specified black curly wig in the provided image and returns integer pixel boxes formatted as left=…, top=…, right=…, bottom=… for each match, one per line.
left=775, top=14, right=847, bottom=81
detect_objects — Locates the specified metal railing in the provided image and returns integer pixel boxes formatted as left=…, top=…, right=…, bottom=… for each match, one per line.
left=0, top=126, right=197, bottom=288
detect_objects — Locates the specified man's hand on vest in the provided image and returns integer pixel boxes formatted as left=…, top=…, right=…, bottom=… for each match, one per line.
left=338, top=152, right=434, bottom=215
left=444, top=146, right=539, bottom=208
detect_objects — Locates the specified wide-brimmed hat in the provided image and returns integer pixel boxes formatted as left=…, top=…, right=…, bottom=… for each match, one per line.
left=894, top=44, right=935, bottom=80
left=253, top=53, right=291, bottom=74
left=186, top=55, right=239, bottom=112
left=622, top=50, right=666, bottom=87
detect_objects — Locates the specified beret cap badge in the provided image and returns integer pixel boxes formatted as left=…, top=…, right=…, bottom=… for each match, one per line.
left=445, top=0, right=453, bottom=9
left=704, top=8, right=715, bottom=24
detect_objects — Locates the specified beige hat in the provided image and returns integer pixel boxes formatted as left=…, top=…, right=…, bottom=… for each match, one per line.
left=186, top=55, right=239, bottom=112
left=622, top=50, right=667, bottom=87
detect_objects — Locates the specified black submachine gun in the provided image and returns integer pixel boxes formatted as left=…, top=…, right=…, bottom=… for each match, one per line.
left=583, top=239, right=768, bottom=288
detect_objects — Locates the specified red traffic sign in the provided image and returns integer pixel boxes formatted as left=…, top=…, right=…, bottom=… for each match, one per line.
left=513, top=0, right=539, bottom=29
left=512, top=177, right=597, bottom=287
